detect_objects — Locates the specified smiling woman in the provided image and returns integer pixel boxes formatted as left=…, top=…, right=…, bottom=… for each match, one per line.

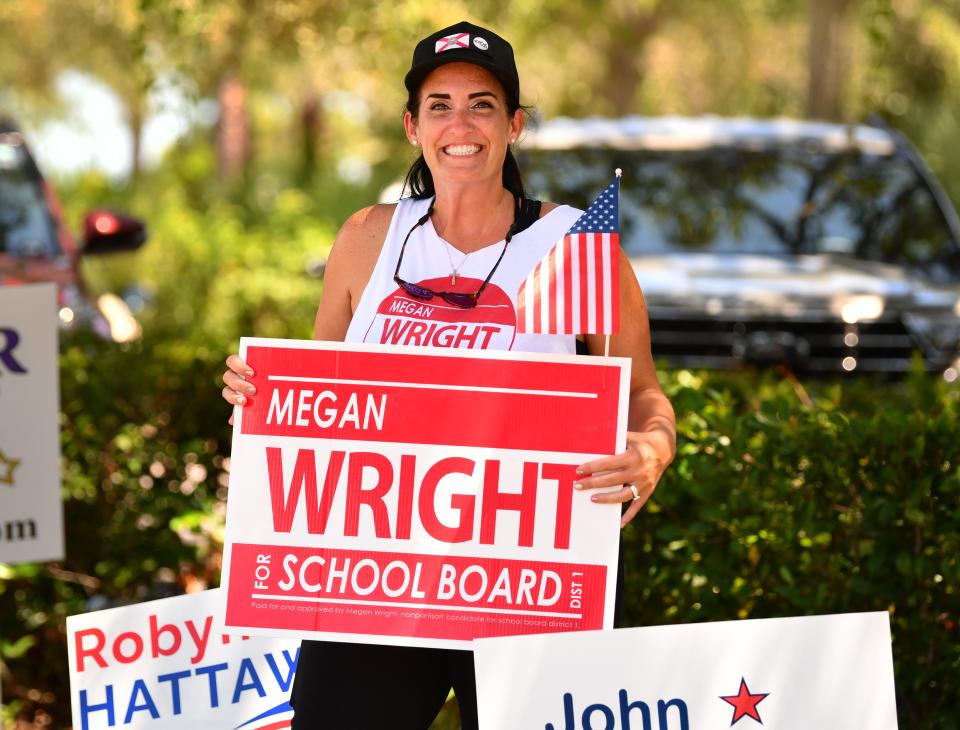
left=221, top=19, right=676, bottom=730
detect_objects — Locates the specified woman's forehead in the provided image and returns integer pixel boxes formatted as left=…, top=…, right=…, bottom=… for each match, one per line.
left=419, top=62, right=505, bottom=98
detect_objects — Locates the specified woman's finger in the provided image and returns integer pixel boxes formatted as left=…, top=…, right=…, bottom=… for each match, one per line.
left=578, top=452, right=631, bottom=478
left=221, top=385, right=247, bottom=406
left=226, top=354, right=254, bottom=377
left=587, top=486, right=636, bottom=505
left=576, top=469, right=641, bottom=491
left=223, top=370, right=256, bottom=394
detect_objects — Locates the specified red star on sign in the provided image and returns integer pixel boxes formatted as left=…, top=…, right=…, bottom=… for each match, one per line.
left=720, top=677, right=769, bottom=725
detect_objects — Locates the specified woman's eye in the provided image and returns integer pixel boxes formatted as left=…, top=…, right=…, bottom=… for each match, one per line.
left=473, top=101, right=494, bottom=109
left=429, top=103, right=450, bottom=111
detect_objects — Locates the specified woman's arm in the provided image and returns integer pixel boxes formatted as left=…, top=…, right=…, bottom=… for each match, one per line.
left=578, top=250, right=677, bottom=527
left=313, top=203, right=394, bottom=341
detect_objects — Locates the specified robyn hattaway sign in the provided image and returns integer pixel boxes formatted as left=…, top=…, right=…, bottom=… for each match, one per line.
left=473, top=611, right=899, bottom=730
left=0, top=283, right=63, bottom=564
left=67, top=588, right=300, bottom=730
left=221, top=338, right=630, bottom=649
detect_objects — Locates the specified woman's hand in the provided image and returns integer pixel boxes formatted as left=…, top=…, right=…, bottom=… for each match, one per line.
left=221, top=354, right=255, bottom=425
left=575, top=429, right=673, bottom=528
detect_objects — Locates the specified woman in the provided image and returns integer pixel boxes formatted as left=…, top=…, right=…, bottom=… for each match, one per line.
left=222, top=21, right=676, bottom=730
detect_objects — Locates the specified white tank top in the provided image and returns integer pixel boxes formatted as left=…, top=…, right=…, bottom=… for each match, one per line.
left=345, top=196, right=582, bottom=353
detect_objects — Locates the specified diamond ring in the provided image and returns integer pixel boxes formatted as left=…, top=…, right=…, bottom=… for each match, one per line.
left=628, top=484, right=641, bottom=501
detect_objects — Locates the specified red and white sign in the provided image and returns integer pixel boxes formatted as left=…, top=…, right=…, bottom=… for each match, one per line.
left=473, top=612, right=899, bottom=730
left=67, top=589, right=300, bottom=730
left=221, top=339, right=630, bottom=649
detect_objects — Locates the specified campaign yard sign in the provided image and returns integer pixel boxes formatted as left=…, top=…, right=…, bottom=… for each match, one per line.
left=221, top=339, right=630, bottom=649
left=68, top=588, right=300, bottom=730
left=473, top=612, right=899, bottom=730
left=0, top=283, right=63, bottom=564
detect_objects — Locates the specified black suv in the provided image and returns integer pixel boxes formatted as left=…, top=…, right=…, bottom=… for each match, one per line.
left=0, top=119, right=147, bottom=339
left=520, top=116, right=960, bottom=379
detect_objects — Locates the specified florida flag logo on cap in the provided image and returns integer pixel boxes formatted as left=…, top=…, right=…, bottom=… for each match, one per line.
left=436, top=32, right=470, bottom=53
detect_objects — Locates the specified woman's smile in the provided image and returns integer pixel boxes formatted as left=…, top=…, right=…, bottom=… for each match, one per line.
left=442, top=144, right=483, bottom=156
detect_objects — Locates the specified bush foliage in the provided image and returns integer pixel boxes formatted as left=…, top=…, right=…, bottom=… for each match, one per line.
left=622, top=369, right=960, bottom=728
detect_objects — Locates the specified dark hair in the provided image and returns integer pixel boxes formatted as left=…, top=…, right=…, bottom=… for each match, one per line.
left=401, top=78, right=531, bottom=200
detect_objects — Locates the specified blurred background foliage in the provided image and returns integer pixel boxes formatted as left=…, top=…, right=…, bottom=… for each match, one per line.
left=2, top=0, right=960, bottom=728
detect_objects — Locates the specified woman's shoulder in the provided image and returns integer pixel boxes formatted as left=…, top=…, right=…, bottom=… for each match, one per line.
left=338, top=202, right=397, bottom=247
left=325, top=203, right=398, bottom=286
left=539, top=201, right=562, bottom=217
left=538, top=200, right=582, bottom=218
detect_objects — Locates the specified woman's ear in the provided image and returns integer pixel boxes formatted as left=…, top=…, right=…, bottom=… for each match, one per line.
left=403, top=111, right=419, bottom=146
left=509, top=108, right=525, bottom=143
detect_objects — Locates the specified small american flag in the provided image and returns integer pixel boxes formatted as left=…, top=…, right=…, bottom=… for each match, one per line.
left=435, top=32, right=470, bottom=53
left=517, top=174, right=621, bottom=335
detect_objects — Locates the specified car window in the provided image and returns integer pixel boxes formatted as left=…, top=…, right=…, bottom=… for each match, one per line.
left=521, top=146, right=960, bottom=283
left=0, top=141, right=61, bottom=258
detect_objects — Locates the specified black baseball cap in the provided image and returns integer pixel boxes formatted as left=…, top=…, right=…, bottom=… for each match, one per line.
left=404, top=21, right=520, bottom=107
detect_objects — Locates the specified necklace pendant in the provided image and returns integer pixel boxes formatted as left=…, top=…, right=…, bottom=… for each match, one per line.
left=451, top=272, right=457, bottom=284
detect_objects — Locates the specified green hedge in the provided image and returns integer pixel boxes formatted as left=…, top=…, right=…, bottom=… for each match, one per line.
left=621, top=369, right=960, bottom=728
left=2, top=345, right=957, bottom=728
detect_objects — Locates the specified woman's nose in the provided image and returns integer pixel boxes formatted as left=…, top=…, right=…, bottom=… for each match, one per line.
left=448, top=106, right=474, bottom=130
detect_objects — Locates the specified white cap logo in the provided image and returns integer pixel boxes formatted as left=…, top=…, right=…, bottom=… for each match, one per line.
left=473, top=37, right=489, bottom=51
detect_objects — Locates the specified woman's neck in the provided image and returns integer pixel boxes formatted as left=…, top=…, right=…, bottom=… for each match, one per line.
left=429, top=182, right=514, bottom=253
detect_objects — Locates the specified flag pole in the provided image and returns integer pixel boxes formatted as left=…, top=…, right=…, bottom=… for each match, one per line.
left=604, top=167, right=623, bottom=359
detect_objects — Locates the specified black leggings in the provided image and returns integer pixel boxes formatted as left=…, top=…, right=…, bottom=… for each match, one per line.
left=290, top=641, right=478, bottom=730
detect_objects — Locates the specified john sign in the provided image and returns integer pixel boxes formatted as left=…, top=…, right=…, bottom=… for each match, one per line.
left=221, top=339, right=630, bottom=648
left=0, top=283, right=63, bottom=564
left=68, top=588, right=300, bottom=730
left=473, top=612, right=899, bottom=730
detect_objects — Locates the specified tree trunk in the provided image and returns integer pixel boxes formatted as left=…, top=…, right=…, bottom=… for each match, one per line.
left=129, top=102, right=143, bottom=182
left=298, top=90, right=322, bottom=185
left=602, top=4, right=665, bottom=116
left=216, top=74, right=251, bottom=184
left=806, top=0, right=855, bottom=120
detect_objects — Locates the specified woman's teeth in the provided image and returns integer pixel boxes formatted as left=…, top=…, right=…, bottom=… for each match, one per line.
left=444, top=144, right=481, bottom=156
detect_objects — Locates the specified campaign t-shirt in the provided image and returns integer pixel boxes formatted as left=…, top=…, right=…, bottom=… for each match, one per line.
left=345, top=197, right=581, bottom=354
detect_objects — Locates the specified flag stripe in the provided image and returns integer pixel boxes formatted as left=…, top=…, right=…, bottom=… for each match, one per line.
left=577, top=233, right=590, bottom=332
left=556, top=234, right=566, bottom=334
left=569, top=235, right=583, bottom=332
left=563, top=235, right=574, bottom=335
left=531, top=261, right=543, bottom=334
left=610, top=234, right=620, bottom=335
left=585, top=233, right=597, bottom=333
left=600, top=232, right=612, bottom=334
left=542, top=247, right=555, bottom=334
left=523, top=272, right=537, bottom=332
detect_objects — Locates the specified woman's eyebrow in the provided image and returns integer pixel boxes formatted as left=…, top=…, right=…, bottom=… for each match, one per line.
left=424, top=91, right=497, bottom=100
